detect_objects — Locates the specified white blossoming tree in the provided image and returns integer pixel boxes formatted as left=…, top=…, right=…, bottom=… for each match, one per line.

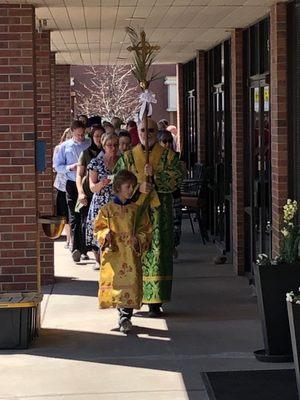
left=75, top=65, right=140, bottom=122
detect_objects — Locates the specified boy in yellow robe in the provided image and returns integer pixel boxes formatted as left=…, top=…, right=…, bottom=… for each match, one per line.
left=94, top=170, right=152, bottom=333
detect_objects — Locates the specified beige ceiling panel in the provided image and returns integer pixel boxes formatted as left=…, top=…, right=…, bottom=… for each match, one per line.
left=86, top=29, right=101, bottom=42
left=112, top=29, right=128, bottom=42
left=74, top=29, right=88, bottom=44
left=144, top=6, right=169, bottom=27
left=101, top=6, right=119, bottom=28
left=158, top=6, right=189, bottom=28
left=174, top=6, right=205, bottom=28
left=101, top=0, right=120, bottom=5
left=216, top=5, right=269, bottom=28
left=208, top=0, right=246, bottom=5
left=35, top=7, right=52, bottom=19
left=133, top=6, right=154, bottom=18
left=119, top=0, right=139, bottom=5
left=172, top=28, right=207, bottom=42
left=188, top=5, right=238, bottom=28
left=64, top=0, right=82, bottom=5
left=61, top=29, right=77, bottom=42
left=48, top=6, right=72, bottom=29
left=149, top=28, right=182, bottom=43
left=199, top=28, right=229, bottom=41
left=137, top=0, right=157, bottom=6
left=115, top=7, right=136, bottom=28
left=44, top=0, right=66, bottom=6
left=82, top=6, right=102, bottom=27
left=67, top=43, right=80, bottom=50
left=100, top=29, right=114, bottom=42
left=67, top=7, right=86, bottom=29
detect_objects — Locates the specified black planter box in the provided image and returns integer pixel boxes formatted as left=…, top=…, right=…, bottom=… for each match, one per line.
left=254, top=262, right=300, bottom=362
left=287, top=301, right=300, bottom=400
left=0, top=292, right=42, bottom=350
left=0, top=307, right=38, bottom=349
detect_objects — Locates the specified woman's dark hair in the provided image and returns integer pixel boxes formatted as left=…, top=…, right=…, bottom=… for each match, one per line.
left=159, top=130, right=173, bottom=144
left=89, top=125, right=104, bottom=155
left=113, top=170, right=137, bottom=193
left=91, top=125, right=105, bottom=135
left=71, top=119, right=85, bottom=131
left=102, top=121, right=114, bottom=128
left=119, top=130, right=131, bottom=140
left=126, top=120, right=137, bottom=129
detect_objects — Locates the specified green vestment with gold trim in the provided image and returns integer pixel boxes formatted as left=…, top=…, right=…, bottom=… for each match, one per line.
left=114, top=143, right=183, bottom=303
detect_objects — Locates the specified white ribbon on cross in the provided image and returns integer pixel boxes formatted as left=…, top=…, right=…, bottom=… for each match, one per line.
left=139, top=89, right=157, bottom=121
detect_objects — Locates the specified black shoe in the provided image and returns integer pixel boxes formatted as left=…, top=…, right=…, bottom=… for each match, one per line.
left=148, top=304, right=163, bottom=318
left=72, top=249, right=81, bottom=263
left=81, top=253, right=90, bottom=261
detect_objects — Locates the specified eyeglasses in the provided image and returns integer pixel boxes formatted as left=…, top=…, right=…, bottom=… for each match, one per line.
left=105, top=144, right=119, bottom=148
left=140, top=128, right=155, bottom=133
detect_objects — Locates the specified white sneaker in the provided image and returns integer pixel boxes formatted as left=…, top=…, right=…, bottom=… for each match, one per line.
left=92, top=262, right=100, bottom=270
left=119, top=320, right=132, bottom=333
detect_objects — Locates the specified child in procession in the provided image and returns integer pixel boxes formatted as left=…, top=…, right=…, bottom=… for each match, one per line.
left=93, top=170, right=152, bottom=333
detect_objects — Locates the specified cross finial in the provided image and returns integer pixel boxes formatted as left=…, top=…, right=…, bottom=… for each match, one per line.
left=127, top=30, right=160, bottom=58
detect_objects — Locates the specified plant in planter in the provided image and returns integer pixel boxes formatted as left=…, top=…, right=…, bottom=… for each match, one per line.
left=286, top=290, right=300, bottom=399
left=254, top=199, right=300, bottom=362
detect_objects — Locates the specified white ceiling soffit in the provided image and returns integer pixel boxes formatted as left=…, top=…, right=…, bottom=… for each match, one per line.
left=1, top=0, right=288, bottom=65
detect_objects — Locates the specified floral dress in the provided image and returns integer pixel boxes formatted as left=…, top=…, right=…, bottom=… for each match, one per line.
left=86, top=153, right=113, bottom=248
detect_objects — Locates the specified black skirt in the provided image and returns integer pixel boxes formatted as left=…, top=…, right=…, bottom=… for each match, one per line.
left=56, top=190, right=69, bottom=223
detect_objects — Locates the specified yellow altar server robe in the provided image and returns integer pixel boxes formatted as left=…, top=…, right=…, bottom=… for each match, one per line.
left=94, top=201, right=152, bottom=309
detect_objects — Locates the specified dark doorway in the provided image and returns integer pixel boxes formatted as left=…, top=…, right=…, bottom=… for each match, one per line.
left=206, top=41, right=232, bottom=256
left=182, top=59, right=197, bottom=172
left=243, top=18, right=271, bottom=274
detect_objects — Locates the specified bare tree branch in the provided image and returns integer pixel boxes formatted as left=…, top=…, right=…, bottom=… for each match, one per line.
left=75, top=65, right=140, bottom=122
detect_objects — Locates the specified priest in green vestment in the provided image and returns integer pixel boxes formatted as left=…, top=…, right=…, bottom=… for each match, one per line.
left=114, top=118, right=183, bottom=317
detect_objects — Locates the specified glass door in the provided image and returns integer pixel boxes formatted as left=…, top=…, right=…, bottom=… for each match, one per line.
left=245, top=80, right=271, bottom=270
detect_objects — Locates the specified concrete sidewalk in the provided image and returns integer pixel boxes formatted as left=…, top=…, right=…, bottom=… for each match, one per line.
left=0, top=223, right=293, bottom=400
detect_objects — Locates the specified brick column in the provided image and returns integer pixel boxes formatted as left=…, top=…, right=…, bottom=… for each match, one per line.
left=231, top=29, right=245, bottom=275
left=0, top=4, right=38, bottom=292
left=50, top=52, right=56, bottom=150
left=35, top=31, right=54, bottom=285
left=54, top=64, right=71, bottom=145
left=176, top=63, right=184, bottom=154
left=270, top=2, right=288, bottom=257
left=196, top=50, right=206, bottom=164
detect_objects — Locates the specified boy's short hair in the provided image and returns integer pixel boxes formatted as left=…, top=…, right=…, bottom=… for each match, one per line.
left=113, top=170, right=137, bottom=193
left=119, top=130, right=131, bottom=141
left=71, top=120, right=85, bottom=131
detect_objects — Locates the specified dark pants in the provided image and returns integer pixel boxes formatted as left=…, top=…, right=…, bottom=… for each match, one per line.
left=66, top=180, right=86, bottom=254
left=117, top=308, right=133, bottom=325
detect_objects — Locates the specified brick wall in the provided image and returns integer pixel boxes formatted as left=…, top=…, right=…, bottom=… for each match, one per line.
left=54, top=64, right=71, bottom=146
left=270, top=2, right=288, bottom=257
left=231, top=29, right=245, bottom=275
left=0, top=4, right=37, bottom=292
left=35, top=31, right=54, bottom=285
left=196, top=50, right=206, bottom=164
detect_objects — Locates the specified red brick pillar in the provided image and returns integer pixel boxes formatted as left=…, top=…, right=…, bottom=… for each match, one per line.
left=176, top=63, right=184, bottom=154
left=50, top=52, right=56, bottom=150
left=35, top=31, right=55, bottom=285
left=54, top=64, right=71, bottom=146
left=231, top=29, right=245, bottom=275
left=270, top=3, right=288, bottom=258
left=196, top=50, right=206, bottom=164
left=0, top=4, right=38, bottom=292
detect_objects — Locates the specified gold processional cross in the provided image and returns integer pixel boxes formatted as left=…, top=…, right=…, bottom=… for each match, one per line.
left=127, top=30, right=160, bottom=90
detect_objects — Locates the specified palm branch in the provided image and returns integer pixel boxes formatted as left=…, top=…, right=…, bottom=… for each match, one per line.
left=133, top=191, right=152, bottom=235
left=126, top=27, right=160, bottom=90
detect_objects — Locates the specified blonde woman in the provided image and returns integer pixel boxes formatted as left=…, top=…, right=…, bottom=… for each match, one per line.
left=85, top=133, right=119, bottom=269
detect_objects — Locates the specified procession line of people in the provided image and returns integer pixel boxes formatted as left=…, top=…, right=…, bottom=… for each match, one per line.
left=53, top=116, right=183, bottom=332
